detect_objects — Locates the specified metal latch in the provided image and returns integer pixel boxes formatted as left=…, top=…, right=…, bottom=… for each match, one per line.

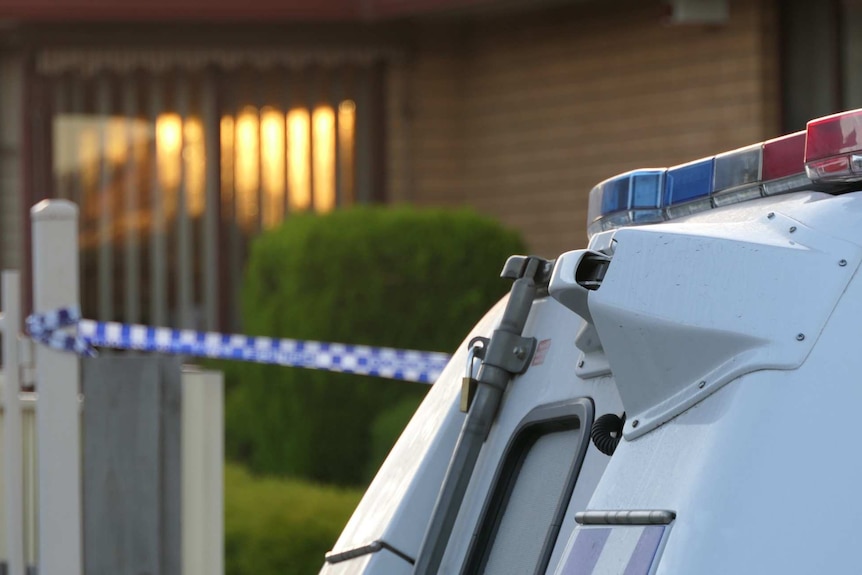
left=460, top=337, right=487, bottom=412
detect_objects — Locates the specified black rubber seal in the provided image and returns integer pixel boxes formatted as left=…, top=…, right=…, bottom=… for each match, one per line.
left=590, top=413, right=625, bottom=456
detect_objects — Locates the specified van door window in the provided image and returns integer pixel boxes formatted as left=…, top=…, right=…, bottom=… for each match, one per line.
left=463, top=399, right=593, bottom=575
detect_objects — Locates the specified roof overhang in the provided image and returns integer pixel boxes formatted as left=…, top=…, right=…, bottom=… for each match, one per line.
left=0, top=0, right=583, bottom=22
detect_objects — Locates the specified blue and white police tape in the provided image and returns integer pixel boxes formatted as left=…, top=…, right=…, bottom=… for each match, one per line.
left=25, top=307, right=451, bottom=384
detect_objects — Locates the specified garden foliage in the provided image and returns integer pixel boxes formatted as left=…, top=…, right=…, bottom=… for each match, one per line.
left=225, top=207, right=526, bottom=485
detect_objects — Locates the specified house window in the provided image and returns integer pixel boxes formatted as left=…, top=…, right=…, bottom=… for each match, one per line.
left=35, top=53, right=382, bottom=330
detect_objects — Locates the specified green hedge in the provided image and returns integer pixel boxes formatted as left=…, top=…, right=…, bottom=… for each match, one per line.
left=225, top=206, right=526, bottom=485
left=225, top=463, right=362, bottom=575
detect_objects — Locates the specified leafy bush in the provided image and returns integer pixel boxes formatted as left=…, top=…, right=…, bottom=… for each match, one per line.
left=365, top=395, right=425, bottom=480
left=225, top=463, right=362, bottom=575
left=226, top=206, right=526, bottom=485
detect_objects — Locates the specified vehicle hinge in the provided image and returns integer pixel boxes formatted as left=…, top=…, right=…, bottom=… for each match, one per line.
left=482, top=330, right=536, bottom=377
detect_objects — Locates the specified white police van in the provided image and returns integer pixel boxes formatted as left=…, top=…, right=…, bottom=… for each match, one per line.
left=320, top=109, right=862, bottom=574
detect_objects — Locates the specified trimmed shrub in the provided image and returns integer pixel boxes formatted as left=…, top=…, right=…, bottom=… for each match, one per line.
left=225, top=463, right=362, bottom=575
left=226, top=206, right=526, bottom=485
left=365, top=395, right=425, bottom=480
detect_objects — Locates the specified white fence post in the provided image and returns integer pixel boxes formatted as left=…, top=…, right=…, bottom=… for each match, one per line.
left=2, top=270, right=25, bottom=575
left=182, top=367, right=224, bottom=575
left=31, top=200, right=82, bottom=575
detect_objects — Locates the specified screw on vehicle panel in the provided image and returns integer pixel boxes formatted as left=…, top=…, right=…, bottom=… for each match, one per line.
left=698, top=380, right=706, bottom=389
left=577, top=359, right=585, bottom=368
left=631, top=419, right=639, bottom=428
left=789, top=226, right=797, bottom=233
left=767, top=212, right=775, bottom=219
left=513, top=346, right=527, bottom=360
left=796, top=333, right=805, bottom=341
left=840, top=259, right=848, bottom=267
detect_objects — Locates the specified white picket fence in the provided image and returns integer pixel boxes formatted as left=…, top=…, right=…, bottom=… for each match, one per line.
left=0, top=200, right=223, bottom=575
left=0, top=362, right=36, bottom=575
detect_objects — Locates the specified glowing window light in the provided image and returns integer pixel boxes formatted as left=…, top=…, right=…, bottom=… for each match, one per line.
left=102, top=117, right=147, bottom=240
left=235, top=107, right=260, bottom=230
left=287, top=108, right=311, bottom=211
left=313, top=106, right=336, bottom=213
left=183, top=117, right=206, bottom=217
left=260, top=107, right=286, bottom=229
left=220, top=115, right=235, bottom=216
left=53, top=116, right=75, bottom=185
left=338, top=100, right=356, bottom=204
left=78, top=127, right=100, bottom=189
left=156, top=113, right=182, bottom=219
left=79, top=127, right=100, bottom=221
left=105, top=117, right=128, bottom=165
left=125, top=118, right=150, bottom=234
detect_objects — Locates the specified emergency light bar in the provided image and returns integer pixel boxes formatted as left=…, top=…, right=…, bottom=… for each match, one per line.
left=586, top=169, right=664, bottom=236
left=587, top=109, right=862, bottom=238
left=805, top=109, right=862, bottom=181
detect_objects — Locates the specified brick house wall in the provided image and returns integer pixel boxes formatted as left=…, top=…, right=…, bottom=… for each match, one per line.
left=394, top=0, right=780, bottom=257
left=387, top=23, right=468, bottom=207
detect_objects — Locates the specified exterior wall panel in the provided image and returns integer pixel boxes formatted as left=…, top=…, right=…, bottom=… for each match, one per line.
left=0, top=54, right=23, bottom=274
left=0, top=0, right=536, bottom=21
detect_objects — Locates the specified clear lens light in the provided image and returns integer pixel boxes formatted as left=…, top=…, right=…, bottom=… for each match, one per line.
left=713, top=144, right=761, bottom=192
left=711, top=144, right=763, bottom=206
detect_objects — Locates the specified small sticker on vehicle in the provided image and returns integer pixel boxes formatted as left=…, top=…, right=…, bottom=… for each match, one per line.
left=559, top=525, right=665, bottom=575
left=532, top=339, right=552, bottom=366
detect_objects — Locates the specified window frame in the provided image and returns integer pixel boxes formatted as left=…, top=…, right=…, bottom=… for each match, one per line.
left=25, top=48, right=385, bottom=330
left=461, top=397, right=594, bottom=575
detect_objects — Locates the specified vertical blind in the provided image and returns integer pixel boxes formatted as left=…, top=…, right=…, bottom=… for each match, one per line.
left=33, top=49, right=384, bottom=331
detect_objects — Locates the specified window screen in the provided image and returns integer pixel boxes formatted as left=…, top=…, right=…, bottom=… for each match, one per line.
left=30, top=50, right=385, bottom=331
left=464, top=399, right=592, bottom=575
